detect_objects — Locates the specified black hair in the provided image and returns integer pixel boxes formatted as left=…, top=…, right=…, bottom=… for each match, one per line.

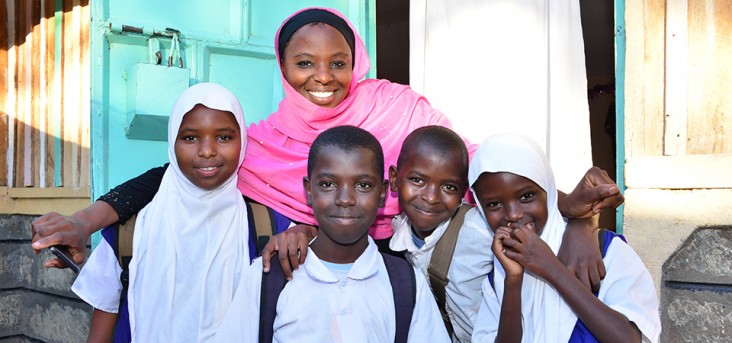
left=278, top=9, right=356, bottom=60
left=396, top=125, right=469, bottom=180
left=308, top=125, right=384, bottom=179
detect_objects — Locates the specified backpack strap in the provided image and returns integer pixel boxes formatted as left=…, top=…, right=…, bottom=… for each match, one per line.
left=246, top=199, right=279, bottom=257
left=382, top=252, right=416, bottom=343
left=427, top=203, right=472, bottom=336
left=259, top=253, right=288, bottom=343
left=597, top=228, right=626, bottom=258
left=116, top=214, right=136, bottom=315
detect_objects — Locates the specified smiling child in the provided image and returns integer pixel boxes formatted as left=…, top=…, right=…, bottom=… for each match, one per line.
left=72, top=83, right=250, bottom=342
left=469, top=133, right=660, bottom=343
left=214, top=125, right=449, bottom=343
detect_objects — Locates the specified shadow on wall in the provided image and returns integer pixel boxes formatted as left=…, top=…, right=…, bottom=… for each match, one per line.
left=1, top=0, right=91, bottom=192
left=661, top=226, right=732, bottom=343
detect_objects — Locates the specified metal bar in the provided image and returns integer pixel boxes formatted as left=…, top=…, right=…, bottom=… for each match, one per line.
left=108, top=23, right=180, bottom=39
left=614, top=0, right=626, bottom=233
left=53, top=0, right=62, bottom=187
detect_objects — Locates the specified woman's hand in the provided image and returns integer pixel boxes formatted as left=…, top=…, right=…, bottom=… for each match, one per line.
left=560, top=167, right=624, bottom=219
left=31, top=211, right=89, bottom=268
left=31, top=201, right=118, bottom=268
left=492, top=226, right=523, bottom=277
left=261, top=224, right=317, bottom=280
left=557, top=217, right=606, bottom=292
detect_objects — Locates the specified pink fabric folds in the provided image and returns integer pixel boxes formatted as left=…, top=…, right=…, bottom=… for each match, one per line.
left=238, top=7, right=459, bottom=239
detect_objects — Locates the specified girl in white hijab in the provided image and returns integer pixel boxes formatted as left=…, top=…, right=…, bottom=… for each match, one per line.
left=469, top=133, right=660, bottom=342
left=127, top=83, right=250, bottom=342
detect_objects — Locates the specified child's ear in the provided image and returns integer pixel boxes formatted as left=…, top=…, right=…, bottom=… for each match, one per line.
left=303, top=177, right=313, bottom=207
left=387, top=165, right=399, bottom=192
left=378, top=179, right=388, bottom=208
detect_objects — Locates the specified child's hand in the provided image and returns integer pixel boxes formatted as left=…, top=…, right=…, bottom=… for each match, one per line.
left=261, top=224, right=317, bottom=280
left=501, top=223, right=560, bottom=279
left=492, top=226, right=523, bottom=277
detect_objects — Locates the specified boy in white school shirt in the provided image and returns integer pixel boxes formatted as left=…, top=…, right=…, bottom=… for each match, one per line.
left=214, top=125, right=449, bottom=343
left=387, top=125, right=492, bottom=342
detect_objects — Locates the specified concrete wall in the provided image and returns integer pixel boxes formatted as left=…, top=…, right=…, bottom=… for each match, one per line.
left=0, top=214, right=91, bottom=342
left=623, top=189, right=732, bottom=342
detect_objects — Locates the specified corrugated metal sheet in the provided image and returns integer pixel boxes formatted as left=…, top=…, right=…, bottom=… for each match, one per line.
left=1, top=0, right=90, bottom=190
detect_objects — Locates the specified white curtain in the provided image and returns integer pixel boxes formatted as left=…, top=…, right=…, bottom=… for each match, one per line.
left=410, top=0, right=592, bottom=192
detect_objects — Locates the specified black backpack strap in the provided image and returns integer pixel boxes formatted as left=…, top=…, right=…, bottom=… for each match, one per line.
left=597, top=229, right=607, bottom=257
left=382, top=252, right=416, bottom=343
left=259, top=253, right=288, bottom=343
left=427, top=203, right=471, bottom=336
left=246, top=198, right=279, bottom=257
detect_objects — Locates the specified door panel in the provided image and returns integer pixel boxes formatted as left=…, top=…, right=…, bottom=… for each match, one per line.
left=90, top=0, right=375, bottom=204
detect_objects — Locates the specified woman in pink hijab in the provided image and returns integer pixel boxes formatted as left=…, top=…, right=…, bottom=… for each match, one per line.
left=32, top=8, right=621, bottom=287
left=240, top=7, right=464, bottom=241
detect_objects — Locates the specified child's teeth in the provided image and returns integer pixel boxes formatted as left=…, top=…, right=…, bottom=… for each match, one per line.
left=201, top=167, right=215, bottom=171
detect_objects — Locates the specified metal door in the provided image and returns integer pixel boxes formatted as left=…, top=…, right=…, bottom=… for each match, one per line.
left=90, top=0, right=375, bottom=198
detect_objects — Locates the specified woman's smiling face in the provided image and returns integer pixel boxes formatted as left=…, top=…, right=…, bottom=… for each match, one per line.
left=281, top=23, right=353, bottom=108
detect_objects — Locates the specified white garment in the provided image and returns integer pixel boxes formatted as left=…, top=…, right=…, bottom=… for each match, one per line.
left=72, top=233, right=123, bottom=313
left=128, top=83, right=250, bottom=342
left=472, top=236, right=662, bottom=343
left=410, top=0, right=592, bottom=192
left=214, top=237, right=450, bottom=343
left=389, top=208, right=493, bottom=342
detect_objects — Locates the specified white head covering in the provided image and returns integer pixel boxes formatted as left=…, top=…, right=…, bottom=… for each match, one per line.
left=468, top=133, right=576, bottom=342
left=128, top=83, right=249, bottom=342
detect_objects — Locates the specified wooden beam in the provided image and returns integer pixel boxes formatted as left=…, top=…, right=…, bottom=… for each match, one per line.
left=626, top=154, right=732, bottom=189
left=664, top=0, right=689, bottom=156
left=685, top=0, right=732, bottom=154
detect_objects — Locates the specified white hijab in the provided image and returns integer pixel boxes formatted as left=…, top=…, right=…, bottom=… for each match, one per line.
left=468, top=133, right=576, bottom=342
left=128, top=83, right=249, bottom=342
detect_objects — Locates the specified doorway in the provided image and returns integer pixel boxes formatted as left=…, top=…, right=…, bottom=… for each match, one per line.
left=376, top=0, right=619, bottom=230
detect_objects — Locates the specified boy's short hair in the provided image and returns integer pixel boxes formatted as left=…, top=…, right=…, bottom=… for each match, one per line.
left=397, top=125, right=468, bottom=175
left=308, top=125, right=385, bottom=179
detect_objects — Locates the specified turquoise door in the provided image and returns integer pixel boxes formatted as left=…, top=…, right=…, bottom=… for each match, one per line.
left=90, top=1, right=375, bottom=244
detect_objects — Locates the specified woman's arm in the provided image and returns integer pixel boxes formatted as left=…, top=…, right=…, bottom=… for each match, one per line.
left=31, top=165, right=167, bottom=267
left=555, top=167, right=623, bottom=292
left=558, top=216, right=606, bottom=292
left=98, top=164, right=168, bottom=223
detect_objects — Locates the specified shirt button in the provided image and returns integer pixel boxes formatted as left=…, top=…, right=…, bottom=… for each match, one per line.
left=341, top=309, right=348, bottom=315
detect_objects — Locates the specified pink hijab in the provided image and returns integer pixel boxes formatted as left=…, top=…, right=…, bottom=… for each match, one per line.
left=238, top=7, right=462, bottom=239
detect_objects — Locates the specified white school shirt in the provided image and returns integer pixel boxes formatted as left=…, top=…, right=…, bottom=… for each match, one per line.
left=214, top=237, right=450, bottom=343
left=472, top=235, right=662, bottom=343
left=72, top=231, right=123, bottom=313
left=389, top=206, right=494, bottom=342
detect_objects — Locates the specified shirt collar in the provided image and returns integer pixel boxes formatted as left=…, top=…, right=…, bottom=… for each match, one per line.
left=389, top=213, right=451, bottom=253
left=304, top=237, right=381, bottom=283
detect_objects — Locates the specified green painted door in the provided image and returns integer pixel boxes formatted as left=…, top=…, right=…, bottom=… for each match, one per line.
left=90, top=1, right=375, bottom=244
